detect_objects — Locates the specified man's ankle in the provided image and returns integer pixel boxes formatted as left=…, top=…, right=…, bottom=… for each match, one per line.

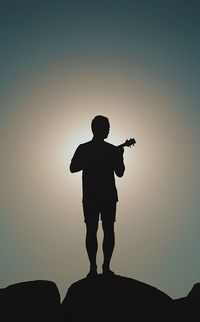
left=102, top=264, right=110, bottom=272
left=90, top=264, right=97, bottom=272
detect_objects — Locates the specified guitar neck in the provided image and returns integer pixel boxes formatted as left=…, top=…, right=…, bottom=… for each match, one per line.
left=117, top=143, right=126, bottom=148
left=117, top=138, right=136, bottom=149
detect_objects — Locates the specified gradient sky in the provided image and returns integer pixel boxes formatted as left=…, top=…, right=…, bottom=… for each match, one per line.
left=1, top=0, right=200, bottom=301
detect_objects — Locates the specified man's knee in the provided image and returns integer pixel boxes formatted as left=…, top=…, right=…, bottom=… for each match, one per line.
left=102, top=221, right=114, bottom=233
left=86, top=221, right=99, bottom=234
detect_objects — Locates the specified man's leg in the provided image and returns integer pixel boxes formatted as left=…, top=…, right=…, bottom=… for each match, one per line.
left=85, top=221, right=99, bottom=276
left=102, top=220, right=115, bottom=274
left=101, top=202, right=116, bottom=274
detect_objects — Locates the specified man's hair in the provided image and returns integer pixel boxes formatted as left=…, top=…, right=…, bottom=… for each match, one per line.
left=91, top=115, right=109, bottom=134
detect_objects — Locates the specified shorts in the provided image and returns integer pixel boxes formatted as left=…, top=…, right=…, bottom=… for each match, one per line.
left=83, top=201, right=117, bottom=224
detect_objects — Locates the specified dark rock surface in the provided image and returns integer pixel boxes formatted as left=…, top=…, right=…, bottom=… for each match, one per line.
left=172, top=283, right=200, bottom=321
left=61, top=274, right=173, bottom=321
left=0, top=277, right=199, bottom=321
left=0, top=280, right=60, bottom=321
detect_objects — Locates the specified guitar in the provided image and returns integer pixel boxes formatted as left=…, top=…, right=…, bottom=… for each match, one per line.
left=117, top=138, right=136, bottom=149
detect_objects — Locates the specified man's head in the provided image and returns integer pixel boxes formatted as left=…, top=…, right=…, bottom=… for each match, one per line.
left=91, top=115, right=110, bottom=139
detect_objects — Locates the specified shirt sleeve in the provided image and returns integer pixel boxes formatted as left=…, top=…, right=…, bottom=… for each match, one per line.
left=69, top=145, right=85, bottom=173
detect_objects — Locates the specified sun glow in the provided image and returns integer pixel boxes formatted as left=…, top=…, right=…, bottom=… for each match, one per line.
left=1, top=62, right=198, bottom=302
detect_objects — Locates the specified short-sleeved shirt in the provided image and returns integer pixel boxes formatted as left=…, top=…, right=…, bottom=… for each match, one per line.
left=70, top=139, right=124, bottom=204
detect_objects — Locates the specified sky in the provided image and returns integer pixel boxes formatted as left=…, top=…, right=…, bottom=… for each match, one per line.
left=1, top=0, right=200, bottom=301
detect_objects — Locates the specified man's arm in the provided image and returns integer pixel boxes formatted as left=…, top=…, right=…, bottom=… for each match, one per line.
left=70, top=145, right=84, bottom=173
left=114, top=147, right=125, bottom=177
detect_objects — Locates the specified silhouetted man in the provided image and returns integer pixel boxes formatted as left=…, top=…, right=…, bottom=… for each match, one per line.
left=70, top=115, right=125, bottom=277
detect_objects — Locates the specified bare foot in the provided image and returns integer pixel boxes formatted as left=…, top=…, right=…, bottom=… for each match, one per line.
left=86, top=269, right=98, bottom=279
left=102, top=268, right=115, bottom=277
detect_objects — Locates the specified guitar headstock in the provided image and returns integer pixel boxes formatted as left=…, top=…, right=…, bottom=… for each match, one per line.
left=124, top=138, right=136, bottom=147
